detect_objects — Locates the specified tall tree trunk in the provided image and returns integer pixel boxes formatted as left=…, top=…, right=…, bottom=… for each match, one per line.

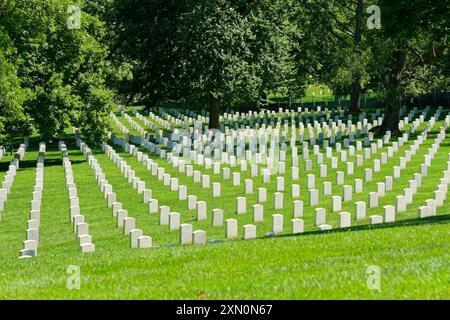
left=348, top=0, right=364, bottom=114
left=209, top=95, right=220, bottom=129
left=349, top=75, right=362, bottom=114
left=371, top=49, right=406, bottom=136
left=379, top=94, right=402, bottom=135
left=142, top=98, right=156, bottom=114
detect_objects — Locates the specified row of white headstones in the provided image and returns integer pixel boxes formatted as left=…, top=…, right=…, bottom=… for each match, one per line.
left=113, top=106, right=426, bottom=207
left=127, top=106, right=435, bottom=191
left=157, top=104, right=414, bottom=144
left=18, top=142, right=45, bottom=258
left=103, top=107, right=450, bottom=242
left=153, top=105, right=383, bottom=132
left=0, top=144, right=26, bottom=218
left=121, top=107, right=420, bottom=173
left=175, top=106, right=412, bottom=138
left=78, top=139, right=153, bottom=249
left=122, top=105, right=429, bottom=170
left=317, top=120, right=449, bottom=228
left=100, top=142, right=210, bottom=245
left=41, top=106, right=440, bottom=248
left=2, top=106, right=443, bottom=254
left=59, top=142, right=96, bottom=254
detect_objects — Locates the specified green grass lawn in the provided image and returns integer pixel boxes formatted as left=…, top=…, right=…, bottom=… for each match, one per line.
left=0, top=109, right=449, bottom=299
left=268, top=84, right=377, bottom=104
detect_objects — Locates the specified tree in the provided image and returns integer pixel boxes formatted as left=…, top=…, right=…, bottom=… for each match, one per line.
left=0, top=26, right=31, bottom=153
left=112, top=0, right=303, bottom=128
left=0, top=0, right=113, bottom=143
left=369, top=0, right=450, bottom=134
left=294, top=0, right=372, bottom=114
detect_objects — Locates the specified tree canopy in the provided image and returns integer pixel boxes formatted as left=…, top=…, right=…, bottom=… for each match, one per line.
left=0, top=0, right=449, bottom=139
left=111, top=0, right=305, bottom=128
left=0, top=0, right=113, bottom=146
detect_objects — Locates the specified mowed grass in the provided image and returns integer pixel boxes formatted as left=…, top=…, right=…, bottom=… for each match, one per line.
left=0, top=112, right=449, bottom=299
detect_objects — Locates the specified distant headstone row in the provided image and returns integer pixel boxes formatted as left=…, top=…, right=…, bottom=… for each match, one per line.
left=78, top=138, right=152, bottom=249
left=123, top=105, right=428, bottom=177
left=19, top=142, right=45, bottom=258
left=60, top=141, right=96, bottom=253
left=1, top=144, right=27, bottom=218
left=103, top=142, right=213, bottom=245
left=10, top=105, right=438, bottom=252
left=96, top=106, right=448, bottom=247
left=105, top=138, right=322, bottom=243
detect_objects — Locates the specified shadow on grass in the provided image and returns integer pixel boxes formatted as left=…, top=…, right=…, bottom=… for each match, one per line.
left=273, top=214, right=450, bottom=241
left=0, top=140, right=88, bottom=171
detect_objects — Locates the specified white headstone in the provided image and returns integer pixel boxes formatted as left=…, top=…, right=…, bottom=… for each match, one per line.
left=307, top=174, right=315, bottom=189
left=354, top=178, right=363, bottom=193
left=253, top=204, right=264, bottom=222
left=242, top=224, right=256, bottom=240
left=232, top=172, right=240, bottom=186
left=272, top=214, right=283, bottom=233
left=291, top=219, right=304, bottom=234
left=149, top=199, right=159, bottom=214
left=369, top=215, right=383, bottom=224
left=418, top=205, right=431, bottom=218
left=309, top=189, right=319, bottom=206
left=376, top=182, right=386, bottom=197
left=273, top=192, right=283, bottom=210
left=212, top=182, right=221, bottom=198
left=178, top=185, right=187, bottom=200
left=212, top=208, right=223, bottom=227
left=338, top=212, right=351, bottom=228
left=193, top=230, right=206, bottom=245
left=138, top=236, right=152, bottom=248
left=160, top=206, right=170, bottom=225
left=130, top=229, right=143, bottom=248
left=169, top=212, right=181, bottom=230
left=332, top=196, right=342, bottom=212
left=123, top=217, right=136, bottom=235
left=314, top=208, right=326, bottom=226
left=383, top=205, right=396, bottom=223
left=187, top=195, right=197, bottom=210
left=293, top=200, right=303, bottom=218
left=236, top=197, right=246, bottom=214
left=342, top=185, right=352, bottom=201
left=225, top=219, right=238, bottom=239
left=76, top=223, right=89, bottom=237
left=368, top=192, right=378, bottom=208
left=257, top=188, right=267, bottom=203
left=355, top=201, right=366, bottom=220
left=291, top=184, right=300, bottom=198
left=196, top=201, right=207, bottom=220
left=245, top=179, right=253, bottom=194
left=396, top=195, right=406, bottom=212
left=180, top=223, right=193, bottom=244
left=112, top=202, right=122, bottom=217
left=117, top=210, right=128, bottom=227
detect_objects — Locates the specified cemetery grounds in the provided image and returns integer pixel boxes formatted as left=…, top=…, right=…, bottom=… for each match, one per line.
left=0, top=106, right=449, bottom=300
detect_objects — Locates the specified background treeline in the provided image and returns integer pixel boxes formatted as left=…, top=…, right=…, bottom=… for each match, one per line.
left=1, top=0, right=449, bottom=148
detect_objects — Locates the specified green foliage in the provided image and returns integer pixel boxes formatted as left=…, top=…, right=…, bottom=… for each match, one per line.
left=0, top=0, right=112, bottom=142
left=291, top=1, right=371, bottom=100
left=367, top=0, right=450, bottom=98
left=0, top=28, right=30, bottom=146
left=112, top=0, right=304, bottom=110
left=1, top=0, right=450, bottom=140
